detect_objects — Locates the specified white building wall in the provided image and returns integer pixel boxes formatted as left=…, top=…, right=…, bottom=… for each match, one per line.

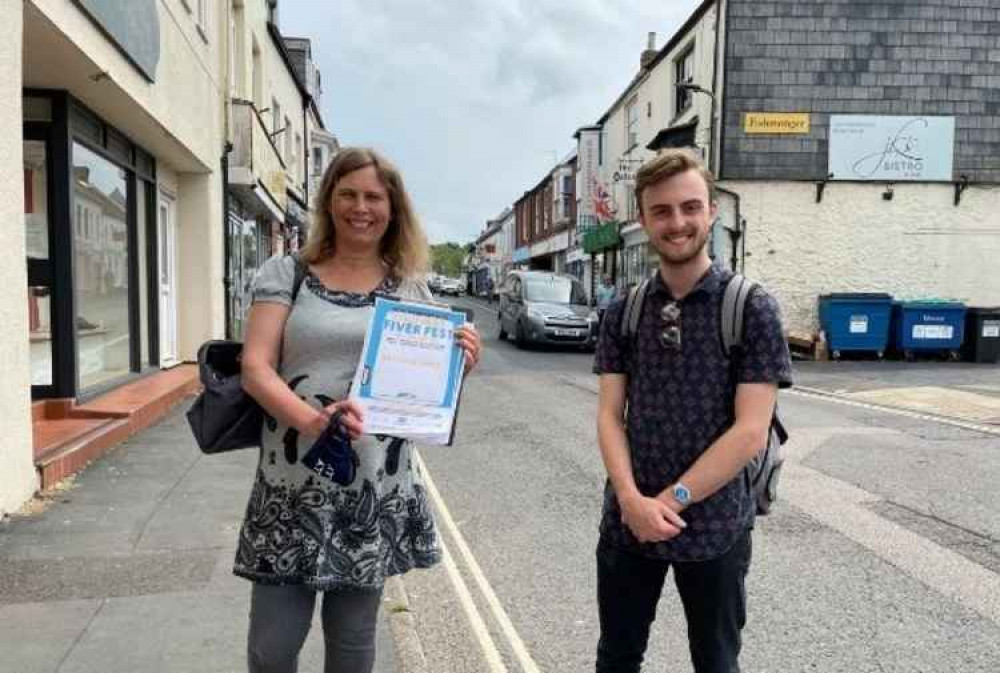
left=1, top=3, right=39, bottom=515
left=30, top=0, right=222, bottom=171
left=730, top=180, right=1000, bottom=335
left=231, top=0, right=307, bottom=201
left=601, top=9, right=718, bottom=222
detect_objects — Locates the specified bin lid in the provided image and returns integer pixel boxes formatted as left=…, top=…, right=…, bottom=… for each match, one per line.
left=897, top=301, right=966, bottom=310
left=967, top=306, right=1000, bottom=316
left=819, top=293, right=893, bottom=301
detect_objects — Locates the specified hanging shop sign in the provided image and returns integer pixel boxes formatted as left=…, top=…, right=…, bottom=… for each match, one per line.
left=576, top=127, right=601, bottom=232
left=829, top=115, right=955, bottom=181
left=582, top=221, right=621, bottom=254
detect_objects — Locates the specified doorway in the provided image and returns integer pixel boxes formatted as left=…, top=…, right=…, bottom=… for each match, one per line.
left=158, top=192, right=178, bottom=366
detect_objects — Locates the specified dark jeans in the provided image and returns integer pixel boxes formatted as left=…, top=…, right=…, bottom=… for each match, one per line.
left=595, top=531, right=752, bottom=673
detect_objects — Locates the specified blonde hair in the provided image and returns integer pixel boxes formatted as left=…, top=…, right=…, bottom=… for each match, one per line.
left=301, top=147, right=430, bottom=279
left=634, top=149, right=717, bottom=216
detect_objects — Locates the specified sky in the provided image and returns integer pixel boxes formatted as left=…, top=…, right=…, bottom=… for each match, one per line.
left=281, top=0, right=704, bottom=245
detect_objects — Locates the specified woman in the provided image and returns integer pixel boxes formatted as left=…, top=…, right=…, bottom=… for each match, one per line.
left=238, top=147, right=481, bottom=673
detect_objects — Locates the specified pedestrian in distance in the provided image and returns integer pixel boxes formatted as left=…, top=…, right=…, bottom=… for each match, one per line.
left=592, top=148, right=792, bottom=673
left=595, top=275, right=617, bottom=326
left=239, top=147, right=481, bottom=673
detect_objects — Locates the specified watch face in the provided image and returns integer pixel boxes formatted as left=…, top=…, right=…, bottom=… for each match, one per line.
left=674, top=483, right=691, bottom=505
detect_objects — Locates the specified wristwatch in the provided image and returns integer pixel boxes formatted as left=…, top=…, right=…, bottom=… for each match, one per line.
left=672, top=481, right=693, bottom=507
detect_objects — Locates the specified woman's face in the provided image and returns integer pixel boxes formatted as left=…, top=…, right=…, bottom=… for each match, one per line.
left=328, top=165, right=392, bottom=251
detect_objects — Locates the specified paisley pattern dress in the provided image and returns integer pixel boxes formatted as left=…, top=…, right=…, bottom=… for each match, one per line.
left=233, top=254, right=441, bottom=592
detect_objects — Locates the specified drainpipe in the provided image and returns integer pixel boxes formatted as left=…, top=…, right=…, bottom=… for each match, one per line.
left=716, top=185, right=743, bottom=273
left=222, top=0, right=233, bottom=339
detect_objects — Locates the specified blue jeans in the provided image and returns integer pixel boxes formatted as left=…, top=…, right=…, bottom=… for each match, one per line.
left=595, top=530, right=752, bottom=673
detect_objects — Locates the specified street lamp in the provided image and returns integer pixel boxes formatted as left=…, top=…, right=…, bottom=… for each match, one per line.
left=675, top=82, right=717, bottom=173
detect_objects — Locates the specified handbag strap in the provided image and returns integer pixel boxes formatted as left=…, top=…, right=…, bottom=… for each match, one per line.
left=290, top=253, right=307, bottom=303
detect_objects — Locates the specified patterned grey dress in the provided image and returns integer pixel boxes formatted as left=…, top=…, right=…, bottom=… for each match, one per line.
left=233, top=254, right=441, bottom=593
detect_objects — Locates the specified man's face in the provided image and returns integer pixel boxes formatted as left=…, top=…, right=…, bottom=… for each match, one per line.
left=638, top=169, right=717, bottom=266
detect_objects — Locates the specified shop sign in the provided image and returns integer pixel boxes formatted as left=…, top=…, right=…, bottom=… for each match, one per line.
left=77, top=0, right=160, bottom=81
left=829, top=115, right=955, bottom=181
left=582, top=221, right=621, bottom=254
left=576, top=128, right=601, bottom=231
left=744, top=113, right=810, bottom=134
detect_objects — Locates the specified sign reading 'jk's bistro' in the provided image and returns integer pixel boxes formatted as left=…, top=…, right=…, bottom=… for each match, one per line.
left=828, top=115, right=955, bottom=182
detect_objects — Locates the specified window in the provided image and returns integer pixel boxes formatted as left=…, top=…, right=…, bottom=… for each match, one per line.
left=674, top=46, right=695, bottom=116
left=72, top=142, right=131, bottom=389
left=295, top=133, right=302, bottom=180
left=196, top=0, right=208, bottom=40
left=251, top=39, right=263, bottom=108
left=625, top=97, right=639, bottom=149
left=284, top=115, right=293, bottom=163
left=272, top=99, right=281, bottom=135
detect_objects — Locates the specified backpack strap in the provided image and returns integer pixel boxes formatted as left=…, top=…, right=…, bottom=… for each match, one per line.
left=721, top=273, right=755, bottom=357
left=290, top=253, right=308, bottom=303
left=620, top=276, right=653, bottom=340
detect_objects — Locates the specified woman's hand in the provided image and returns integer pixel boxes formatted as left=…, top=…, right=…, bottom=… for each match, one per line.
left=456, top=324, right=481, bottom=373
left=302, top=399, right=365, bottom=440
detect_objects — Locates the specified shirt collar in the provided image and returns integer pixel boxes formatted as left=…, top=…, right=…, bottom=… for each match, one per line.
left=649, top=262, right=730, bottom=301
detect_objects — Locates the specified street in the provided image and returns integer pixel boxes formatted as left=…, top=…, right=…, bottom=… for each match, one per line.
left=404, top=295, right=1000, bottom=672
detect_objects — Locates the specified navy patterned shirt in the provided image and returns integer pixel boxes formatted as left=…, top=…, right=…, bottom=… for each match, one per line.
left=593, top=264, right=793, bottom=561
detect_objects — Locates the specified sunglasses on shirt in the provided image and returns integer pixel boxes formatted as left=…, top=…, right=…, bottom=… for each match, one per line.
left=659, top=301, right=682, bottom=351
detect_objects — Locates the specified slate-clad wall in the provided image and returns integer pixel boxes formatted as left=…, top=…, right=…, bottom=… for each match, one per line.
left=721, top=0, right=1000, bottom=182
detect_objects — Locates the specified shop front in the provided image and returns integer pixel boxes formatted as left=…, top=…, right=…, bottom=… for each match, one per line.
left=23, top=91, right=165, bottom=401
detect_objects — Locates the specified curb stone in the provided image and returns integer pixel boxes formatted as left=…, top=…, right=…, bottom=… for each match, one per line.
left=384, top=576, right=428, bottom=673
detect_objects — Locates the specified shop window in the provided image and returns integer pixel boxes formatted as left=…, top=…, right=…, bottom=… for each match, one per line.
left=72, top=142, right=131, bottom=390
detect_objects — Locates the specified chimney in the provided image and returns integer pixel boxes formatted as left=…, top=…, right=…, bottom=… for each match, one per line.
left=640, top=32, right=658, bottom=71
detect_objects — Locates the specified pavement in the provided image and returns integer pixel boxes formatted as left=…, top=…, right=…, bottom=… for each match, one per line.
left=0, top=406, right=399, bottom=673
left=1, top=299, right=997, bottom=673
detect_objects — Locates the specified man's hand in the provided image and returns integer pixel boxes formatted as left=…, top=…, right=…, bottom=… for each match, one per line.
left=619, top=493, right=687, bottom=543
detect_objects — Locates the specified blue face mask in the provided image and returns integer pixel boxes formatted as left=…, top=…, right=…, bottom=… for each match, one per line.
left=301, top=413, right=358, bottom=486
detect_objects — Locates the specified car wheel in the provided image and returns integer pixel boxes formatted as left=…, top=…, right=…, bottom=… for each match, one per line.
left=514, top=321, right=527, bottom=349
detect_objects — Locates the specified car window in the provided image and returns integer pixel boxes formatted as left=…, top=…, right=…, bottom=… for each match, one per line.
left=523, top=276, right=586, bottom=304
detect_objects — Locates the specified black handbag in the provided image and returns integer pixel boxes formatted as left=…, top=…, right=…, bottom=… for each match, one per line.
left=186, top=255, right=307, bottom=454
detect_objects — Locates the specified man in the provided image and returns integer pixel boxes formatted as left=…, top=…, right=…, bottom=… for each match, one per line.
left=595, top=276, right=617, bottom=325
left=592, top=149, right=792, bottom=673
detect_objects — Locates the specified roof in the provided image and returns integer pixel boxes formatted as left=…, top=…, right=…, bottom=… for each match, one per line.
left=267, top=22, right=325, bottom=129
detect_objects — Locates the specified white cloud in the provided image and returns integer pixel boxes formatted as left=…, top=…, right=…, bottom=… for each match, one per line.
left=281, top=0, right=701, bottom=243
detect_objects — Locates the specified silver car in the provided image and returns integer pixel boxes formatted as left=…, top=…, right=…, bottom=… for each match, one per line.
left=498, top=271, right=598, bottom=350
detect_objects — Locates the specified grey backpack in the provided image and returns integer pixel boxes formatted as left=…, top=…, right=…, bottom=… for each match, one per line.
left=620, top=273, right=788, bottom=515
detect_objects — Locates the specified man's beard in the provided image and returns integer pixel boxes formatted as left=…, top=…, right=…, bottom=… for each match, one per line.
left=655, top=227, right=710, bottom=266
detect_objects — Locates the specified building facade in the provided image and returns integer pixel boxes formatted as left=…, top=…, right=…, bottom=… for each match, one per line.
left=514, top=154, right=578, bottom=281
left=567, top=0, right=1000, bottom=337
left=3, top=0, right=332, bottom=516
left=225, top=0, right=323, bottom=338
left=717, top=0, right=1000, bottom=335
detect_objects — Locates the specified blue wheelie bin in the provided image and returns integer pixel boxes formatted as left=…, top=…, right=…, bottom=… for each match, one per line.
left=891, top=301, right=966, bottom=361
left=818, top=293, right=894, bottom=359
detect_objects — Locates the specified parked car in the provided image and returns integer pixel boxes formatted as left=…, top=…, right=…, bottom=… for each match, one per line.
left=426, top=275, right=443, bottom=293
left=438, top=278, right=464, bottom=296
left=497, top=270, right=598, bottom=350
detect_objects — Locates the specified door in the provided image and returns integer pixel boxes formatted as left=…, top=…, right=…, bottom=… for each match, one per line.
left=24, top=137, right=55, bottom=391
left=158, top=192, right=179, bottom=366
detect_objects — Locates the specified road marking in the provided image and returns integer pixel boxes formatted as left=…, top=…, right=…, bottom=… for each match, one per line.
left=790, top=386, right=1000, bottom=437
left=439, top=539, right=509, bottom=673
left=416, top=451, right=542, bottom=673
left=783, top=461, right=1000, bottom=626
